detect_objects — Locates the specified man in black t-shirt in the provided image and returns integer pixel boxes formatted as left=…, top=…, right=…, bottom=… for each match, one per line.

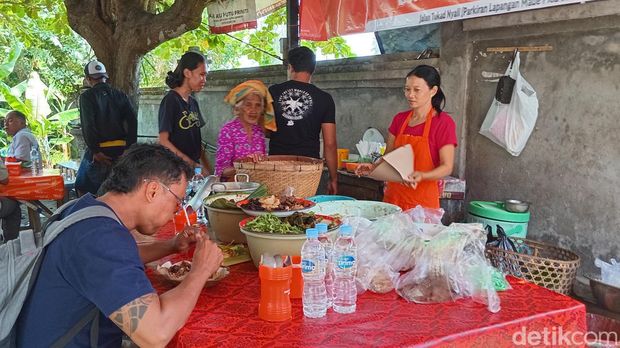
left=76, top=60, right=137, bottom=196
left=269, top=47, right=338, bottom=194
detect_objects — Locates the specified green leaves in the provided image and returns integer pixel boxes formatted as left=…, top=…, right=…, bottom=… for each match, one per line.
left=48, top=108, right=79, bottom=127
left=0, top=43, right=23, bottom=80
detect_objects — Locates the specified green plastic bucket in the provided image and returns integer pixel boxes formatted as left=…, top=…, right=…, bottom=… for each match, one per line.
left=467, top=201, right=530, bottom=238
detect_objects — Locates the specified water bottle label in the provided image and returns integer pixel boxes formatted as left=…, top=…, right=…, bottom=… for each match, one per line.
left=337, top=255, right=355, bottom=269
left=301, top=259, right=316, bottom=273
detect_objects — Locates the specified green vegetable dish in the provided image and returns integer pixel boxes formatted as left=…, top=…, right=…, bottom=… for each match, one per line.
left=243, top=212, right=340, bottom=235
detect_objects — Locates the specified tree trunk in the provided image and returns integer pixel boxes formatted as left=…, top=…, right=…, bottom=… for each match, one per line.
left=64, top=0, right=209, bottom=107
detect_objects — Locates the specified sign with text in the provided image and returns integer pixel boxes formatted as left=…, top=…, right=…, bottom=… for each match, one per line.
left=300, top=0, right=593, bottom=41
left=208, top=0, right=286, bottom=34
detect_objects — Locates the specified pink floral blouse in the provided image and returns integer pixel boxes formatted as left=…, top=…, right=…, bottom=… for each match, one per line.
left=215, top=118, right=266, bottom=176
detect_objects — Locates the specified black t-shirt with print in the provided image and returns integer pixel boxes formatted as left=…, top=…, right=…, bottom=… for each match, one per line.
left=158, top=90, right=205, bottom=162
left=268, top=80, right=336, bottom=159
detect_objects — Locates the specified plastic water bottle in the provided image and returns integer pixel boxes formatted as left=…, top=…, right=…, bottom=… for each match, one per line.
left=188, top=167, right=205, bottom=220
left=316, top=223, right=334, bottom=308
left=30, top=146, right=41, bottom=175
left=332, top=224, right=357, bottom=314
left=301, top=228, right=328, bottom=318
left=187, top=167, right=204, bottom=195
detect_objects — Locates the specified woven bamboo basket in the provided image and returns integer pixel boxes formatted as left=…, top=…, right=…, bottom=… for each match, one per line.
left=486, top=237, right=580, bottom=295
left=233, top=155, right=323, bottom=198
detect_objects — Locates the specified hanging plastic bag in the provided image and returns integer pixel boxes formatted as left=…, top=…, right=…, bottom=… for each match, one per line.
left=480, top=52, right=539, bottom=156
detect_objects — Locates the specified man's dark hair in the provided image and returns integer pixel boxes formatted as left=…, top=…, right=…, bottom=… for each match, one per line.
left=100, top=143, right=193, bottom=194
left=6, top=110, right=27, bottom=123
left=287, top=46, right=316, bottom=74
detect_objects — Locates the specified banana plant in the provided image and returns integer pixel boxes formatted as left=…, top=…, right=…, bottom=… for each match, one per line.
left=0, top=43, right=79, bottom=166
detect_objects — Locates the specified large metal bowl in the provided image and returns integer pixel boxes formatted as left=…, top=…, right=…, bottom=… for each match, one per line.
left=587, top=274, right=620, bottom=313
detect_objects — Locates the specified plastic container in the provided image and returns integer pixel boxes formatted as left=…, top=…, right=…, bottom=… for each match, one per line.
left=258, top=264, right=292, bottom=321
left=301, top=228, right=328, bottom=318
left=332, top=225, right=357, bottom=314
left=308, top=200, right=401, bottom=221
left=307, top=195, right=356, bottom=203
left=5, top=161, right=22, bottom=176
left=30, top=147, right=42, bottom=175
left=316, top=223, right=334, bottom=308
left=467, top=200, right=530, bottom=238
left=173, top=209, right=197, bottom=233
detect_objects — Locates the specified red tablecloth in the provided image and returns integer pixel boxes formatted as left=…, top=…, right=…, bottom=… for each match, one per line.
left=0, top=170, right=64, bottom=200
left=149, top=225, right=587, bottom=348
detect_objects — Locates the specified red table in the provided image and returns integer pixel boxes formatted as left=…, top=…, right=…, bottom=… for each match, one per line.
left=0, top=169, right=65, bottom=231
left=0, top=170, right=64, bottom=201
left=149, top=225, right=587, bottom=348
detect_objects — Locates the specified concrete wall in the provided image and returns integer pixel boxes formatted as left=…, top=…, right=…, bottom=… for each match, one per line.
left=452, top=1, right=620, bottom=274
left=138, top=54, right=465, bottom=171
left=137, top=0, right=620, bottom=273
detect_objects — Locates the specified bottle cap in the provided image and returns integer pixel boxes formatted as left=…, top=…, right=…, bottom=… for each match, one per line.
left=194, top=167, right=202, bottom=175
left=339, top=225, right=353, bottom=236
left=315, top=223, right=328, bottom=234
left=306, top=228, right=318, bottom=238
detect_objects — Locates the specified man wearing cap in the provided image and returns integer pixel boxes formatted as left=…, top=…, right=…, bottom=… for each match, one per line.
left=76, top=60, right=137, bottom=196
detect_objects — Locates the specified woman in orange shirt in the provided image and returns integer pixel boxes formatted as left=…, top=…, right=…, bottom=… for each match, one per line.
left=357, top=65, right=457, bottom=210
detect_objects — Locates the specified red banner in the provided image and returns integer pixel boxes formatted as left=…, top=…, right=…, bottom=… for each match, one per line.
left=300, top=0, right=592, bottom=41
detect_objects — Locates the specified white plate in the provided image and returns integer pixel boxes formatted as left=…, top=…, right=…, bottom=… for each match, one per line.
left=156, top=261, right=229, bottom=286
left=362, top=127, right=385, bottom=144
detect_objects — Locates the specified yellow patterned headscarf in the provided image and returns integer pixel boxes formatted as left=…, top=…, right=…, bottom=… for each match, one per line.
left=224, top=80, right=276, bottom=132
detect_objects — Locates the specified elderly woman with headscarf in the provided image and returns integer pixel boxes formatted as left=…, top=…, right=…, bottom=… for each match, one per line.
left=215, top=80, right=276, bottom=180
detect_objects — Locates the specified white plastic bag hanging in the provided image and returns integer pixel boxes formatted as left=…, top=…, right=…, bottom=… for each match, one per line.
left=480, top=52, right=539, bottom=156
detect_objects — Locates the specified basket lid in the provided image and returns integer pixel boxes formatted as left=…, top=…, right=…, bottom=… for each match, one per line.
left=468, top=200, right=530, bottom=222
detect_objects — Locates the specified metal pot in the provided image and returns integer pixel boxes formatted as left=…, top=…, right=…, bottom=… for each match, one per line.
left=587, top=274, right=620, bottom=313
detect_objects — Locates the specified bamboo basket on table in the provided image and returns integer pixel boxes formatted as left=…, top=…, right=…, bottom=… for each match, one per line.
left=233, top=155, right=323, bottom=198
left=485, top=237, right=580, bottom=295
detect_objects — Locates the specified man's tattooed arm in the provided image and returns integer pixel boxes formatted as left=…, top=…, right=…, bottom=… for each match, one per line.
left=110, top=293, right=156, bottom=335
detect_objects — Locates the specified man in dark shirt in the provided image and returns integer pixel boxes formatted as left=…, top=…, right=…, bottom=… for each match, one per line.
left=269, top=47, right=338, bottom=194
left=75, top=60, right=137, bottom=196
left=17, top=144, right=223, bottom=347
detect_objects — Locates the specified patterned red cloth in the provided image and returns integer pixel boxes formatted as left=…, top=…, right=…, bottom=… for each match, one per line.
left=0, top=171, right=64, bottom=200
left=148, top=224, right=587, bottom=348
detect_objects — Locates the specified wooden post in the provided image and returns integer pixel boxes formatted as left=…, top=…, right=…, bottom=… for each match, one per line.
left=285, top=0, right=300, bottom=63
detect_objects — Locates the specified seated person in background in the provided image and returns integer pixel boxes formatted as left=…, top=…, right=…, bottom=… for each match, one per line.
left=17, top=144, right=223, bottom=347
left=215, top=80, right=275, bottom=180
left=4, top=110, right=39, bottom=163
left=0, top=161, right=21, bottom=242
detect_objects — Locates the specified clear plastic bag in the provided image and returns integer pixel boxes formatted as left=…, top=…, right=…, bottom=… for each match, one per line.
left=405, top=205, right=445, bottom=224
left=395, top=223, right=503, bottom=313
left=346, top=216, right=397, bottom=294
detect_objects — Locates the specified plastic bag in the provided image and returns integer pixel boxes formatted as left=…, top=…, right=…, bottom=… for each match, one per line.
left=345, top=216, right=398, bottom=294
left=480, top=52, right=539, bottom=156
left=395, top=223, right=502, bottom=313
left=595, top=258, right=620, bottom=287
left=405, top=205, right=445, bottom=224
